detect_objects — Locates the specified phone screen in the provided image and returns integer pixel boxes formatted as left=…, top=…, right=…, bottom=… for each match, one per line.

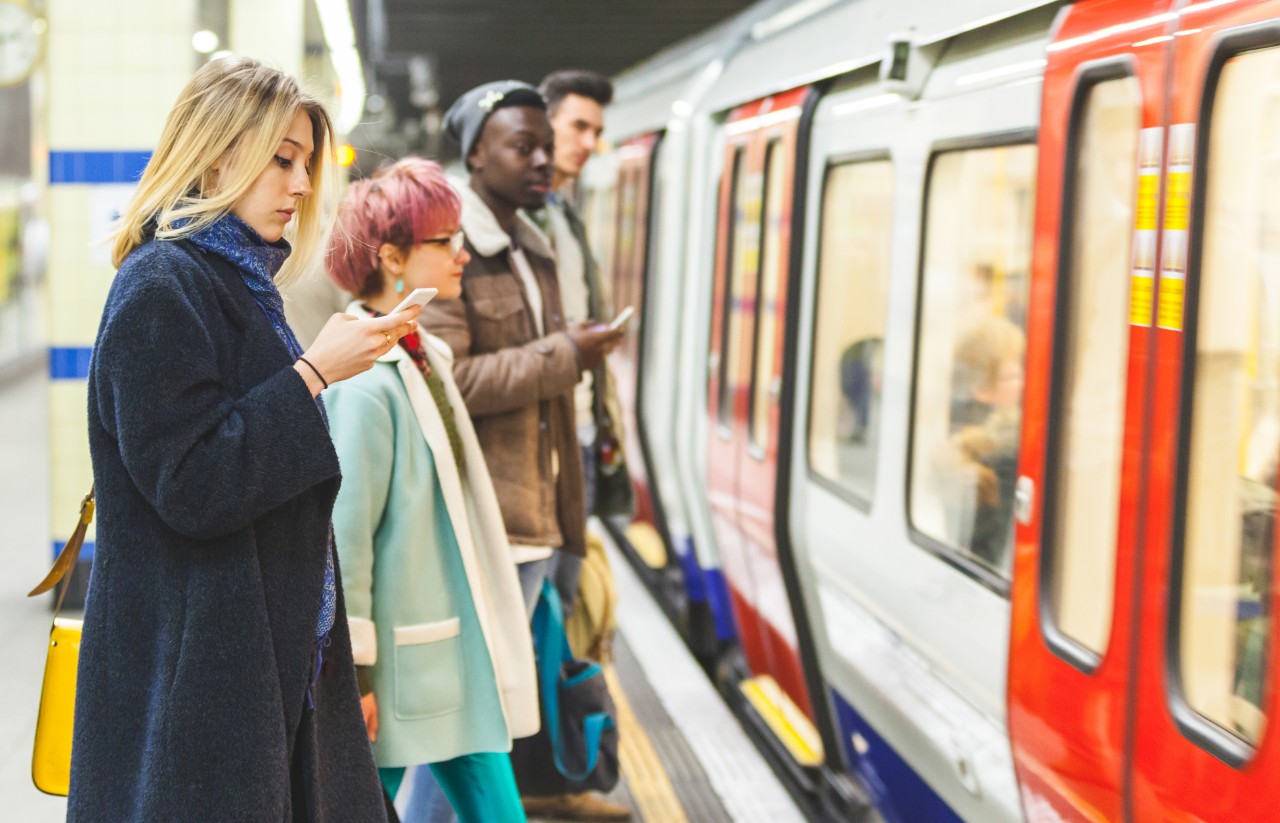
left=391, top=287, right=438, bottom=315
left=608, top=305, right=635, bottom=331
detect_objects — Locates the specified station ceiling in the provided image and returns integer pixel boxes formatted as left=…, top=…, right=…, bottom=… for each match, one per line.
left=351, top=0, right=755, bottom=126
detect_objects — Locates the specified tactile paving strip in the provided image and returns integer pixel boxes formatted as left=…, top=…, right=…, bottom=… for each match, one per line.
left=612, top=634, right=733, bottom=823
left=603, top=528, right=807, bottom=823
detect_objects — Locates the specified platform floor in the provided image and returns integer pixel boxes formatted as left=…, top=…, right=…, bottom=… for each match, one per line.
left=2, top=363, right=64, bottom=822
left=0, top=365, right=802, bottom=822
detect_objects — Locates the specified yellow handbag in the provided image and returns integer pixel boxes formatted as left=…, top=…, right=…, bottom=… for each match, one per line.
left=28, top=487, right=94, bottom=797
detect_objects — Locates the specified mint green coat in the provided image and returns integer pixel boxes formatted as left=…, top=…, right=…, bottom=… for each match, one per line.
left=328, top=309, right=539, bottom=767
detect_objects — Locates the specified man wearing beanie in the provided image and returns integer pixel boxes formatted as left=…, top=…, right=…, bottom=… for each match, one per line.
left=416, top=81, right=628, bottom=820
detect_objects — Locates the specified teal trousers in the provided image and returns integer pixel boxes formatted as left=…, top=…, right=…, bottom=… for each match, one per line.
left=379, top=751, right=525, bottom=822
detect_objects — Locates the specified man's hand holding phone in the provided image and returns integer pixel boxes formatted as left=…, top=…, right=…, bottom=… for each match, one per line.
left=606, top=305, right=635, bottom=332
left=568, top=318, right=624, bottom=371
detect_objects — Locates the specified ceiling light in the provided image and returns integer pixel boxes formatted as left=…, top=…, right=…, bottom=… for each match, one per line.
left=192, top=30, right=219, bottom=54
left=314, top=0, right=366, bottom=134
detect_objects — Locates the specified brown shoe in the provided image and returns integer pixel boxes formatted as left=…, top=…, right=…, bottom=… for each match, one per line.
left=521, top=792, right=632, bottom=821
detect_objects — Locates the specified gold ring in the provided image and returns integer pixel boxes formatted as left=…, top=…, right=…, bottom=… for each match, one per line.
left=381, top=331, right=393, bottom=348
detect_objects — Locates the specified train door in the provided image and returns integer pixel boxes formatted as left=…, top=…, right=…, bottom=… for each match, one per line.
left=706, top=86, right=823, bottom=761
left=1129, top=2, right=1280, bottom=819
left=610, top=133, right=668, bottom=567
left=1007, top=1, right=1173, bottom=820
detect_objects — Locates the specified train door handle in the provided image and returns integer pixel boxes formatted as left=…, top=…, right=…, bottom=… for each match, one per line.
left=949, top=734, right=983, bottom=798
left=1015, top=475, right=1034, bottom=525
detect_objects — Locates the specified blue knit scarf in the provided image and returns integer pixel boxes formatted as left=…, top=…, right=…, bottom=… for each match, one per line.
left=186, top=213, right=337, bottom=645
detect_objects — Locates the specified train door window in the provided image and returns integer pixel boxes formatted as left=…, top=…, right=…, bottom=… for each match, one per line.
left=749, top=140, right=786, bottom=452
left=909, top=142, right=1036, bottom=579
left=718, top=146, right=754, bottom=429
left=615, top=170, right=640, bottom=312
left=582, top=182, right=617, bottom=286
left=807, top=158, right=894, bottom=504
left=1045, top=73, right=1142, bottom=658
left=1176, top=45, right=1280, bottom=748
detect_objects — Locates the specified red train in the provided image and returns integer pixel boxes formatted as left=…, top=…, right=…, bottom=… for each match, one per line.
left=582, top=0, right=1280, bottom=819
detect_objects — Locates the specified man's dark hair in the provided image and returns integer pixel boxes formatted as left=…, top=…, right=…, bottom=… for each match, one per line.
left=539, top=70, right=614, bottom=115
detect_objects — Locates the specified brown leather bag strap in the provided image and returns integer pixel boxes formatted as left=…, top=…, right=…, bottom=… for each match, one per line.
left=29, top=486, right=95, bottom=619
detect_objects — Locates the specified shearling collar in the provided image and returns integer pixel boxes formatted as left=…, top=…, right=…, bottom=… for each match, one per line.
left=453, top=177, right=554, bottom=260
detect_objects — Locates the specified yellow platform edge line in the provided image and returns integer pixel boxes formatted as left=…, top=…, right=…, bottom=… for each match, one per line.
left=604, top=664, right=692, bottom=823
left=624, top=521, right=667, bottom=570
left=740, top=675, right=824, bottom=768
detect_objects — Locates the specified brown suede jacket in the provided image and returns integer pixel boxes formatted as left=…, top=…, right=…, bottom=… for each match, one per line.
left=420, top=182, right=586, bottom=557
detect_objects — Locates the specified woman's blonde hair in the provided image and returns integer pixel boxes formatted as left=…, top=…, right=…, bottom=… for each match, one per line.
left=954, top=315, right=1026, bottom=395
left=111, top=56, right=335, bottom=285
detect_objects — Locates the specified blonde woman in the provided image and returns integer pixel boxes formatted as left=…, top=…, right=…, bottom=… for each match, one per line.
left=325, top=158, right=537, bottom=822
left=71, top=57, right=418, bottom=821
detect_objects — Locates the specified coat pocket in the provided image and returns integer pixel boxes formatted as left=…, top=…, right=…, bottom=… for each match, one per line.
left=392, top=617, right=463, bottom=720
left=471, top=294, right=528, bottom=347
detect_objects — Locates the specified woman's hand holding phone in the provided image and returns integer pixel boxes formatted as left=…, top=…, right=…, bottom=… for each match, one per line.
left=390, top=287, right=437, bottom=315
left=294, top=307, right=422, bottom=395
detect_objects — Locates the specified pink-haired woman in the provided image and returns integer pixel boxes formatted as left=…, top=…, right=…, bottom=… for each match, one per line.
left=324, top=158, right=538, bottom=821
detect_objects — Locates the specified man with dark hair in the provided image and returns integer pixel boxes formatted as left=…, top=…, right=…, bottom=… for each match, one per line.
left=532, top=70, right=634, bottom=637
left=540, top=70, right=614, bottom=190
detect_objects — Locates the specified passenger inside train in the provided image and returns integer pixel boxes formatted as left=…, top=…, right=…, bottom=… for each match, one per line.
left=911, top=144, right=1034, bottom=580
left=939, top=315, right=1026, bottom=570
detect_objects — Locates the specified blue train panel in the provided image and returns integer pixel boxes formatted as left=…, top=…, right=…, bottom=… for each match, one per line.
left=830, top=688, right=964, bottom=823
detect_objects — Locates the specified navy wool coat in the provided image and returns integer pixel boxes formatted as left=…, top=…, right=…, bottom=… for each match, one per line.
left=69, top=239, right=387, bottom=822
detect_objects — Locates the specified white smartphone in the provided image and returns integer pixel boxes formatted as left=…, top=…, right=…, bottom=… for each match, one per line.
left=607, top=305, right=635, bottom=332
left=391, top=287, right=438, bottom=315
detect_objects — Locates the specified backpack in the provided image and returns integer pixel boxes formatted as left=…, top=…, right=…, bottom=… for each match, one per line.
left=510, top=580, right=620, bottom=796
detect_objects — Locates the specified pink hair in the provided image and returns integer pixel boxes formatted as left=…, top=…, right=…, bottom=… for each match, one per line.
left=325, top=157, right=462, bottom=297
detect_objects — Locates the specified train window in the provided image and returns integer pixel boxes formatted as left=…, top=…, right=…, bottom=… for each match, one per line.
left=582, top=182, right=617, bottom=287
left=1045, top=73, right=1142, bottom=659
left=807, top=158, right=894, bottom=504
left=1177, top=46, right=1280, bottom=748
left=622, top=165, right=648, bottom=328
left=749, top=140, right=786, bottom=453
left=615, top=169, right=641, bottom=315
left=718, top=146, right=755, bottom=428
left=910, top=142, right=1036, bottom=579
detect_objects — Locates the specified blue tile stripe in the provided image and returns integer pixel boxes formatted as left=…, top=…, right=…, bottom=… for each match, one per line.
left=49, top=150, right=151, bottom=185
left=53, top=539, right=94, bottom=562
left=49, top=347, right=93, bottom=380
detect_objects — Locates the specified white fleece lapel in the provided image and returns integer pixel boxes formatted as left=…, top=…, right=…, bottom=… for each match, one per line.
left=424, top=338, right=538, bottom=724
left=454, top=177, right=554, bottom=259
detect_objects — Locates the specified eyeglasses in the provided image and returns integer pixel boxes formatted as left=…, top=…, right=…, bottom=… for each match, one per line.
left=420, top=230, right=466, bottom=258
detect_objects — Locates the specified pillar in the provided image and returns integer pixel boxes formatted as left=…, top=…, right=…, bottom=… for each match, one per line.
left=44, top=0, right=198, bottom=598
